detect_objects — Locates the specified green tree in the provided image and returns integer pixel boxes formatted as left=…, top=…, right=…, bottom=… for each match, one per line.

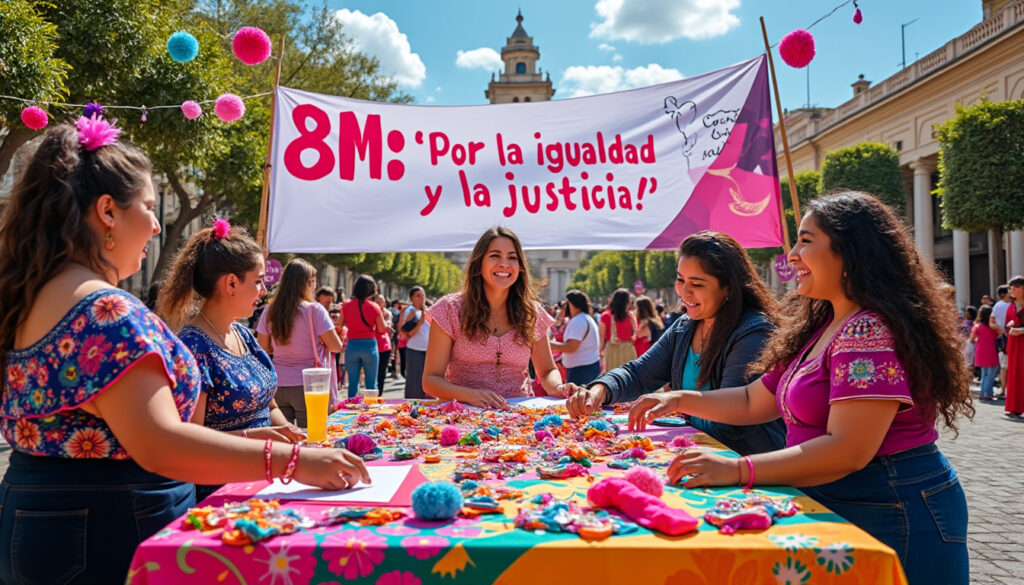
left=820, top=142, right=904, bottom=212
left=748, top=170, right=821, bottom=265
left=936, top=99, right=1024, bottom=233
left=0, top=0, right=69, bottom=178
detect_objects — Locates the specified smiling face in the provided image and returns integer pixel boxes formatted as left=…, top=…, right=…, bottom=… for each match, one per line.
left=789, top=213, right=847, bottom=302
left=675, top=255, right=727, bottom=322
left=109, top=177, right=161, bottom=278
left=232, top=255, right=267, bottom=319
left=479, top=236, right=521, bottom=293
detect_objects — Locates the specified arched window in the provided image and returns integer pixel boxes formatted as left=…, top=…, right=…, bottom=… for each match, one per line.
left=512, top=97, right=520, bottom=103
left=516, top=62, right=526, bottom=74
left=524, top=97, right=531, bottom=102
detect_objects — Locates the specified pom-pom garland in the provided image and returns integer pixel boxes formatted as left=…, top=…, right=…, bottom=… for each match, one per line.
left=779, top=29, right=815, bottom=69
left=625, top=465, right=664, bottom=497
left=167, top=31, right=200, bottom=63
left=211, top=218, right=232, bottom=239
left=411, top=481, right=463, bottom=521
left=439, top=425, right=460, bottom=446
left=181, top=100, right=203, bottom=120
left=233, top=27, right=272, bottom=65
left=20, top=106, right=48, bottom=130
left=214, top=94, right=245, bottom=122
left=853, top=8, right=863, bottom=24
left=76, top=115, right=121, bottom=151
left=83, top=102, right=104, bottom=118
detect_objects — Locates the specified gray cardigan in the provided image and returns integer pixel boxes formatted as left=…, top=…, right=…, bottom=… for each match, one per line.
left=593, top=309, right=786, bottom=455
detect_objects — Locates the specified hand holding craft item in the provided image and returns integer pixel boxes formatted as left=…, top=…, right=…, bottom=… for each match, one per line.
left=587, top=477, right=699, bottom=536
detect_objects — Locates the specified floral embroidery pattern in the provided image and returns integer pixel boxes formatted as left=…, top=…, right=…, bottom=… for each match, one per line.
left=815, top=542, right=855, bottom=575
left=843, top=358, right=875, bottom=389
left=773, top=557, right=811, bottom=584
left=769, top=533, right=819, bottom=552
left=1, top=289, right=200, bottom=459
left=322, top=528, right=386, bottom=579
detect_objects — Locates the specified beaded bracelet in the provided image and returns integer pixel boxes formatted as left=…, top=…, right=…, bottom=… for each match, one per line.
left=281, top=443, right=301, bottom=484
left=264, top=439, right=274, bottom=483
left=241, top=429, right=249, bottom=439
left=742, top=456, right=755, bottom=491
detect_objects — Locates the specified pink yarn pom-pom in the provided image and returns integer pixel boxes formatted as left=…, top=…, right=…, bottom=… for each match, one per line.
left=670, top=435, right=697, bottom=449
left=233, top=26, right=272, bottom=65
left=853, top=8, right=863, bottom=24
left=344, top=433, right=376, bottom=456
left=625, top=465, right=664, bottom=498
left=214, top=94, right=245, bottom=123
left=211, top=218, right=231, bottom=239
left=21, top=106, right=48, bottom=130
left=622, top=447, right=648, bottom=460
left=439, top=425, right=461, bottom=446
left=779, top=29, right=815, bottom=68
left=181, top=100, right=203, bottom=120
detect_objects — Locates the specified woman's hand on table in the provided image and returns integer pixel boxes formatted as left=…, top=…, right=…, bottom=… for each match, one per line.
left=244, top=425, right=307, bottom=443
left=627, top=391, right=680, bottom=431
left=667, top=451, right=742, bottom=488
left=463, top=389, right=509, bottom=410
left=296, top=448, right=371, bottom=490
left=565, top=383, right=608, bottom=419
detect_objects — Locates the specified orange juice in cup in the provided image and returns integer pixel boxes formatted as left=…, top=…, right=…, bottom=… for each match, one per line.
left=302, top=367, right=332, bottom=442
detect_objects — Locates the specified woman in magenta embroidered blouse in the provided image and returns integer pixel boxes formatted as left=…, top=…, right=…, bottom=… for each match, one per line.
left=423, top=227, right=561, bottom=409
left=0, top=121, right=369, bottom=585
left=629, top=193, right=973, bottom=585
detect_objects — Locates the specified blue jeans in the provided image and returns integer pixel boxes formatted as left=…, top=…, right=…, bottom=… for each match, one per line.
left=0, top=451, right=195, bottom=585
left=801, top=442, right=969, bottom=585
left=345, top=338, right=379, bottom=398
left=980, top=365, right=998, bottom=398
left=565, top=360, right=601, bottom=386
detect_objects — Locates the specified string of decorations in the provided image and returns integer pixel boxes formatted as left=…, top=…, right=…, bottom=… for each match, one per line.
left=778, top=0, right=862, bottom=69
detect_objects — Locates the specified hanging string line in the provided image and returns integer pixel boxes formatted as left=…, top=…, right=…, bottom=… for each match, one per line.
left=768, top=0, right=855, bottom=48
left=0, top=91, right=273, bottom=111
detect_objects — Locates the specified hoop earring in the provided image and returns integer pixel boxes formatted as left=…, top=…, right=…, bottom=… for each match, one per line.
left=104, top=228, right=115, bottom=251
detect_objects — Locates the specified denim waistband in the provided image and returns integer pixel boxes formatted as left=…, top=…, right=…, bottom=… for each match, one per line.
left=5, top=451, right=180, bottom=488
left=871, top=441, right=938, bottom=465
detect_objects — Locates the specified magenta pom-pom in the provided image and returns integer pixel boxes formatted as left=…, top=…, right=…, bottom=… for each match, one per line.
left=20, top=106, right=48, bottom=130
left=621, top=447, right=648, bottom=460
left=233, top=26, right=272, bottom=65
left=76, top=115, right=121, bottom=151
left=625, top=465, right=664, bottom=497
left=439, top=425, right=460, bottom=446
left=779, top=29, right=815, bottom=68
left=853, top=8, right=863, bottom=24
left=344, top=433, right=377, bottom=456
left=670, top=435, right=697, bottom=449
left=534, top=430, right=554, bottom=442
left=181, top=100, right=202, bottom=120
left=214, top=94, right=245, bottom=122
left=211, top=218, right=231, bottom=239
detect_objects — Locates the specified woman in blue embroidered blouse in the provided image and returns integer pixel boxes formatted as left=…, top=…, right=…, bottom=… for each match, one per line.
left=0, top=121, right=370, bottom=585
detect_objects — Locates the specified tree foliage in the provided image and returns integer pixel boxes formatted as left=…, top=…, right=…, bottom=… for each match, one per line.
left=936, top=99, right=1024, bottom=232
left=568, top=250, right=676, bottom=300
left=747, top=170, right=821, bottom=265
left=820, top=142, right=904, bottom=212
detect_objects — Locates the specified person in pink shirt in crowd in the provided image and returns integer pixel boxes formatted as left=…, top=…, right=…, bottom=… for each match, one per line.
left=971, top=304, right=1002, bottom=401
left=423, top=227, right=562, bottom=408
left=632, top=295, right=664, bottom=356
left=257, top=259, right=343, bottom=422
left=627, top=193, right=972, bottom=585
left=600, top=288, right=637, bottom=371
left=335, top=275, right=389, bottom=399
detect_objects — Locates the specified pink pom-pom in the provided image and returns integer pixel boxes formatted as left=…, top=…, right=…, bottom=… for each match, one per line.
left=233, top=26, right=272, bottom=65
left=853, top=8, right=863, bottom=24
left=214, top=94, right=245, bottom=123
left=625, top=465, right=664, bottom=497
left=21, top=106, right=48, bottom=130
left=670, top=436, right=697, bottom=449
left=181, top=100, right=203, bottom=120
left=534, top=430, right=554, bottom=442
left=779, top=29, right=815, bottom=68
left=622, top=447, right=648, bottom=460
left=439, top=425, right=460, bottom=446
left=344, top=433, right=376, bottom=456
left=76, top=115, right=121, bottom=151
left=211, top=218, right=231, bottom=239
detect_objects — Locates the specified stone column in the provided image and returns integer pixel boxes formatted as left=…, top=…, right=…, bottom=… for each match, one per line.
left=910, top=160, right=934, bottom=260
left=953, top=230, right=970, bottom=308
left=1010, top=230, right=1024, bottom=278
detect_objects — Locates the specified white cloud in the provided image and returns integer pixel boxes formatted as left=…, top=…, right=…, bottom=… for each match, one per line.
left=612, top=54, right=623, bottom=62
left=425, top=96, right=436, bottom=103
left=334, top=9, right=426, bottom=87
left=590, top=0, right=740, bottom=43
left=560, top=64, right=683, bottom=97
left=455, top=47, right=503, bottom=71
left=597, top=43, right=616, bottom=51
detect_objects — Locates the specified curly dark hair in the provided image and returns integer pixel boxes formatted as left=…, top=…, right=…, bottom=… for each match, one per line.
left=752, top=192, right=974, bottom=432
left=460, top=227, right=540, bottom=345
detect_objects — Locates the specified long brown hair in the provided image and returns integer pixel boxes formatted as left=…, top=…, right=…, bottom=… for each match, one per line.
left=635, top=295, right=663, bottom=330
left=157, top=223, right=263, bottom=330
left=460, top=227, right=540, bottom=344
left=0, top=123, right=151, bottom=393
left=680, top=231, right=778, bottom=388
left=752, top=192, right=973, bottom=432
left=266, top=258, right=316, bottom=344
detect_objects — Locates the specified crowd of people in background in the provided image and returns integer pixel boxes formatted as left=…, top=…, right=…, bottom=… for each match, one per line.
left=961, top=280, right=1024, bottom=417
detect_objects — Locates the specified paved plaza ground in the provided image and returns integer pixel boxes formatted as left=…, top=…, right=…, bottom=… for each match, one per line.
left=0, top=376, right=1020, bottom=584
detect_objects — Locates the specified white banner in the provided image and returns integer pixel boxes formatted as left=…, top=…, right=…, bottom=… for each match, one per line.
left=267, top=56, right=782, bottom=252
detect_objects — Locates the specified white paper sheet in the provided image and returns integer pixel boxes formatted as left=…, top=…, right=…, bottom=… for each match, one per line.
left=507, top=396, right=566, bottom=409
left=254, top=465, right=412, bottom=503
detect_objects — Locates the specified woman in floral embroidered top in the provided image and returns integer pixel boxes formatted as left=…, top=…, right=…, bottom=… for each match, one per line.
left=423, top=227, right=561, bottom=408
left=629, top=193, right=973, bottom=585
left=0, top=122, right=369, bottom=585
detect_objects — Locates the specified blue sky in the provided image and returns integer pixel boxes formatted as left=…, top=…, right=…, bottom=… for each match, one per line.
left=324, top=0, right=982, bottom=112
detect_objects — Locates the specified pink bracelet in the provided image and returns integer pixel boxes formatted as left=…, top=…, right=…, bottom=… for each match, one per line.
left=263, top=439, right=274, bottom=482
left=241, top=429, right=248, bottom=439
left=280, top=443, right=301, bottom=484
left=742, top=456, right=755, bottom=491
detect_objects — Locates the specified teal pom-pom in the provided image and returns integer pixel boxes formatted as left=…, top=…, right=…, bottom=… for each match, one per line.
left=411, top=481, right=463, bottom=521
left=167, top=31, right=199, bottom=62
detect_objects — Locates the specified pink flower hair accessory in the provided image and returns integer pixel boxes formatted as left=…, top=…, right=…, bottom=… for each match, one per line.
left=211, top=218, right=231, bottom=239
left=76, top=114, right=121, bottom=151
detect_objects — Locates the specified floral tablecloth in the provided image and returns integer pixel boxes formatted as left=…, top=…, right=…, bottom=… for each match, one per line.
left=127, top=402, right=907, bottom=585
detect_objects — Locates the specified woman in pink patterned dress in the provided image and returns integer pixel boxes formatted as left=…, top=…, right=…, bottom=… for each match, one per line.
left=423, top=228, right=561, bottom=408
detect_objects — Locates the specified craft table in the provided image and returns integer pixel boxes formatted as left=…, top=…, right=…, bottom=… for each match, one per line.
left=127, top=400, right=908, bottom=585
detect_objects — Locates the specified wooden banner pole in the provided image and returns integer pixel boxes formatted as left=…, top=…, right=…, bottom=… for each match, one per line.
left=256, top=36, right=286, bottom=253
left=760, top=16, right=801, bottom=253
